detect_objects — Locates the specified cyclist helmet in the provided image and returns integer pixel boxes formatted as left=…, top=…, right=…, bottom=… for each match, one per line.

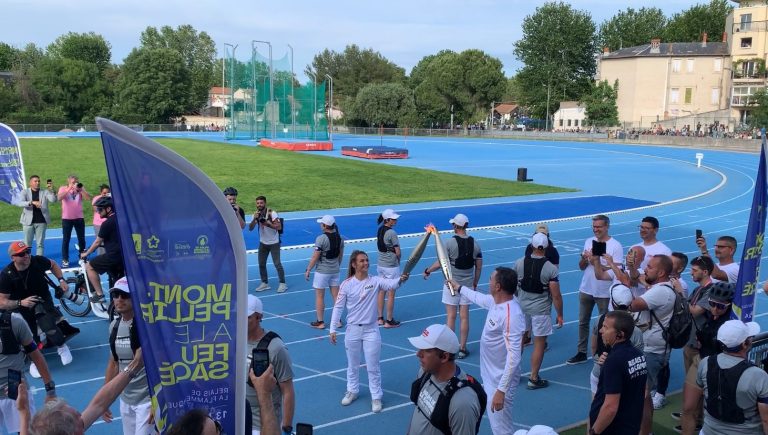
left=709, top=281, right=735, bottom=303
left=223, top=187, right=238, bottom=196
left=93, top=196, right=113, bottom=209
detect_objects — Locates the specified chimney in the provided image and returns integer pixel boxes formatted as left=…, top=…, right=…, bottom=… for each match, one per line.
left=603, top=46, right=610, bottom=55
left=651, top=38, right=661, bottom=54
left=702, top=32, right=708, bottom=47
left=723, top=31, right=727, bottom=43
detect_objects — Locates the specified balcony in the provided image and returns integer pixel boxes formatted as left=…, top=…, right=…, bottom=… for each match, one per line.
left=733, top=21, right=768, bottom=33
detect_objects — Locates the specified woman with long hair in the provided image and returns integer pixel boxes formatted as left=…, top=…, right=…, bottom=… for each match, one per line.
left=329, top=250, right=408, bottom=414
left=375, top=209, right=401, bottom=328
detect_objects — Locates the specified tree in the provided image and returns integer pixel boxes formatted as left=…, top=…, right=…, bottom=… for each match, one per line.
left=306, top=44, right=405, bottom=104
left=350, top=82, right=417, bottom=127
left=410, top=49, right=506, bottom=127
left=664, top=0, right=733, bottom=43
left=502, top=76, right=524, bottom=103
left=748, top=89, right=768, bottom=129
left=514, top=2, right=597, bottom=120
left=47, top=32, right=112, bottom=71
left=113, top=48, right=188, bottom=124
left=139, top=25, right=216, bottom=113
left=583, top=80, right=619, bottom=127
left=0, top=43, right=18, bottom=71
left=598, top=8, right=666, bottom=51
left=32, top=57, right=110, bottom=123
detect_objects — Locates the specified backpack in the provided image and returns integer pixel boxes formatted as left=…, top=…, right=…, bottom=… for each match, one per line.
left=519, top=256, right=549, bottom=294
left=325, top=232, right=342, bottom=260
left=275, top=217, right=284, bottom=235
left=650, top=284, right=692, bottom=349
left=247, top=331, right=280, bottom=387
left=109, top=318, right=141, bottom=361
left=377, top=226, right=396, bottom=253
left=453, top=236, right=475, bottom=270
left=0, top=312, right=20, bottom=355
left=410, top=371, right=487, bottom=435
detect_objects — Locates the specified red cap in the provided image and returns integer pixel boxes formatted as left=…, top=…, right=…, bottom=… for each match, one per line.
left=8, top=241, right=29, bottom=256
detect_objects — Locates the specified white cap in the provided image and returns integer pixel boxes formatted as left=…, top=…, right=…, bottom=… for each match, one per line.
left=531, top=232, right=549, bottom=249
left=513, top=426, right=558, bottom=435
left=408, top=324, right=460, bottom=354
left=718, top=320, right=761, bottom=348
left=109, top=277, right=130, bottom=294
left=449, top=213, right=469, bottom=227
left=382, top=208, right=400, bottom=220
left=316, top=215, right=335, bottom=226
left=247, top=295, right=263, bottom=317
left=610, top=284, right=633, bottom=307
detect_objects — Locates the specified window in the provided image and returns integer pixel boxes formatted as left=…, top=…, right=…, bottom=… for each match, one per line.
left=559, top=118, right=563, bottom=127
left=740, top=13, right=752, bottom=32
left=741, top=37, right=753, bottom=48
left=687, top=59, right=694, bottom=73
left=714, top=58, right=722, bottom=72
left=672, top=59, right=681, bottom=73
left=711, top=88, right=720, bottom=105
left=670, top=88, right=680, bottom=103
left=567, top=119, right=571, bottom=127
left=684, top=88, right=693, bottom=104
left=732, top=85, right=760, bottom=106
left=575, top=119, right=579, bottom=127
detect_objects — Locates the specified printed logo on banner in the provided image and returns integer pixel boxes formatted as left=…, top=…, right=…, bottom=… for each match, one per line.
left=132, top=233, right=165, bottom=262
left=173, top=241, right=192, bottom=258
left=194, top=235, right=211, bottom=256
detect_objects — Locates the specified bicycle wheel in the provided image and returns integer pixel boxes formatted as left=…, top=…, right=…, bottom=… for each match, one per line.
left=59, top=276, right=92, bottom=317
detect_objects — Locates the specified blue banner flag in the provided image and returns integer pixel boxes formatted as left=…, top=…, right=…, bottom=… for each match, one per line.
left=733, top=128, right=768, bottom=321
left=96, top=118, right=247, bottom=434
left=0, top=123, right=26, bottom=204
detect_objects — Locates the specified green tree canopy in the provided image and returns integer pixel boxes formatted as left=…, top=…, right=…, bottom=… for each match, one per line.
left=306, top=44, right=405, bottom=104
left=47, top=32, right=112, bottom=71
left=350, top=82, right=417, bottom=127
left=113, top=48, right=188, bottom=124
left=664, top=0, right=732, bottom=42
left=598, top=8, right=667, bottom=51
left=139, top=25, right=216, bottom=113
left=582, top=80, right=619, bottom=127
left=0, top=43, right=18, bottom=71
left=514, top=1, right=597, bottom=120
left=31, top=57, right=110, bottom=123
left=748, top=89, right=768, bottom=129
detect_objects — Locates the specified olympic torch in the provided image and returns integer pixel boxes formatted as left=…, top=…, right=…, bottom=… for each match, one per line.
left=427, top=224, right=457, bottom=296
left=402, top=229, right=432, bottom=275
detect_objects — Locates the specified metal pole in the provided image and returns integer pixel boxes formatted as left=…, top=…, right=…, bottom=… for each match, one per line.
left=308, top=72, right=317, bottom=140
left=545, top=84, right=551, bottom=131
left=253, top=40, right=274, bottom=138
left=287, top=44, right=295, bottom=138
left=223, top=43, right=237, bottom=139
left=325, top=74, right=333, bottom=141
left=250, top=46, right=256, bottom=139
left=490, top=101, right=494, bottom=131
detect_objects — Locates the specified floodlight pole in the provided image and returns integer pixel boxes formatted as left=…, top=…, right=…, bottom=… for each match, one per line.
left=223, top=43, right=237, bottom=139
left=325, top=74, right=333, bottom=141
left=253, top=40, right=275, bottom=138
left=287, top=44, right=296, bottom=138
left=307, top=71, right=317, bottom=140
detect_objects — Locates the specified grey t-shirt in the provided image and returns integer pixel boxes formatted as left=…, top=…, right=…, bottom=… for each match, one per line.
left=407, top=370, right=481, bottom=435
left=0, top=313, right=32, bottom=399
left=314, top=232, right=343, bottom=274
left=246, top=332, right=294, bottom=431
left=445, top=235, right=482, bottom=287
left=639, top=283, right=675, bottom=354
left=377, top=227, right=400, bottom=268
left=514, top=255, right=559, bottom=316
left=109, top=318, right=150, bottom=405
left=697, top=353, right=768, bottom=435
left=686, top=284, right=712, bottom=348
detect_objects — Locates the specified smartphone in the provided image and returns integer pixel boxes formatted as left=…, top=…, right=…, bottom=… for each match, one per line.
left=7, top=368, right=21, bottom=400
left=592, top=240, right=607, bottom=257
left=296, top=423, right=313, bottom=435
left=251, top=349, right=269, bottom=377
left=696, top=229, right=703, bottom=239
left=46, top=179, right=52, bottom=184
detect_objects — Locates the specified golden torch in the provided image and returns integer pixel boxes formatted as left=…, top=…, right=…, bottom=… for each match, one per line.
left=402, top=228, right=432, bottom=275
left=427, top=224, right=457, bottom=296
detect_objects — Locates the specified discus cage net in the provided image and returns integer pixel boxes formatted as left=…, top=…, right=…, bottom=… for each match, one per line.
left=222, top=44, right=328, bottom=141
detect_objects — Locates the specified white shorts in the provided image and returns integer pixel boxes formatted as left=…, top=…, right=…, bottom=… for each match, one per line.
left=0, top=389, right=35, bottom=433
left=377, top=265, right=400, bottom=280
left=313, top=272, right=340, bottom=289
left=442, top=284, right=470, bottom=306
left=530, top=314, right=553, bottom=337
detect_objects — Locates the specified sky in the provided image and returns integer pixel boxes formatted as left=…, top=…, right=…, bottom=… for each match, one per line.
left=4, top=0, right=701, bottom=81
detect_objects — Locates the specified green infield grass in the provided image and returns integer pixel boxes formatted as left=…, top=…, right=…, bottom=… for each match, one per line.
left=0, top=137, right=575, bottom=232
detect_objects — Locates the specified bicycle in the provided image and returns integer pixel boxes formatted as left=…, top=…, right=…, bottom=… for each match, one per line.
left=57, top=259, right=113, bottom=319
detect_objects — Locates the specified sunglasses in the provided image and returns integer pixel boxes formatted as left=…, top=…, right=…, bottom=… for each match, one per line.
left=111, top=291, right=130, bottom=300
left=211, top=418, right=222, bottom=434
left=12, top=250, right=30, bottom=258
left=709, top=300, right=731, bottom=310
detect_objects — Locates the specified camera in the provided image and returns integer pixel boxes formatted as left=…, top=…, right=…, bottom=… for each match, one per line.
left=76, top=183, right=83, bottom=189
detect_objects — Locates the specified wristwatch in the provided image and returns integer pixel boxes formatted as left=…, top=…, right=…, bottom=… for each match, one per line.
left=44, top=381, right=56, bottom=396
left=282, top=425, right=293, bottom=434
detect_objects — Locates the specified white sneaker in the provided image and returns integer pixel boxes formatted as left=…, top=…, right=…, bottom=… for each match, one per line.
left=652, top=392, right=666, bottom=410
left=371, top=399, right=383, bottom=413
left=341, top=391, right=358, bottom=406
left=29, top=363, right=41, bottom=379
left=277, top=283, right=288, bottom=293
left=254, top=282, right=270, bottom=292
left=58, top=344, right=73, bottom=365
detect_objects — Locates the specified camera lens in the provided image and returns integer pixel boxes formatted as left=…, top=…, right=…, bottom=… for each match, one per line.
left=76, top=183, right=83, bottom=189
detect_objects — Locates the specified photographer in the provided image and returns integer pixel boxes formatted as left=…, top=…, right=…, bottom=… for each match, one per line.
left=56, top=174, right=91, bottom=268
left=224, top=187, right=246, bottom=229
left=249, top=196, right=286, bottom=293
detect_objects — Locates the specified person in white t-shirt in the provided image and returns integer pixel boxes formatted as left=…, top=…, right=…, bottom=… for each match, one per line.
left=695, top=235, right=739, bottom=283
left=568, top=215, right=623, bottom=365
left=249, top=196, right=287, bottom=293
left=450, top=267, right=525, bottom=435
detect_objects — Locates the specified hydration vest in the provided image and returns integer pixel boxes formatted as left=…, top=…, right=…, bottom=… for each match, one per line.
left=0, top=312, right=20, bottom=355
left=377, top=226, right=396, bottom=254
left=520, top=256, right=549, bottom=294
left=410, top=371, right=486, bottom=435
left=325, top=232, right=342, bottom=260
left=453, top=236, right=475, bottom=270
left=109, top=318, right=141, bottom=361
left=705, top=356, right=750, bottom=424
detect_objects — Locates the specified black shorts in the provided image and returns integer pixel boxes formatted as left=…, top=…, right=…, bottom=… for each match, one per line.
left=89, top=254, right=123, bottom=276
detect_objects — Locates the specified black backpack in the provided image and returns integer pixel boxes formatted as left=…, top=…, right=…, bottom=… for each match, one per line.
left=519, top=256, right=549, bottom=294
left=325, top=231, right=342, bottom=260
left=0, top=312, right=20, bottom=355
left=453, top=236, right=475, bottom=270
left=109, top=318, right=140, bottom=361
left=650, top=284, right=692, bottom=349
left=410, top=372, right=487, bottom=435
